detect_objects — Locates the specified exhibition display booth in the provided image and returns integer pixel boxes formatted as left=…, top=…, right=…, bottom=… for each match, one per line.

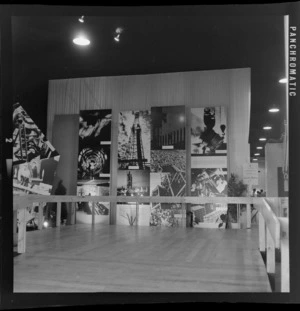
left=12, top=68, right=289, bottom=293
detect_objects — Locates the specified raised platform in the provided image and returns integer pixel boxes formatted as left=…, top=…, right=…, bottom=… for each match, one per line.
left=14, top=224, right=271, bottom=292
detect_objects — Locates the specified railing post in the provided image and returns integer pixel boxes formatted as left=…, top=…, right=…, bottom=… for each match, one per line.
left=38, top=202, right=43, bottom=230
left=71, top=202, right=76, bottom=225
left=258, top=212, right=266, bottom=253
left=92, top=202, right=95, bottom=226
left=17, top=207, right=26, bottom=253
left=281, top=237, right=290, bottom=292
left=136, top=202, right=139, bottom=226
left=13, top=209, right=18, bottom=246
left=56, top=202, right=61, bottom=227
left=246, top=203, right=251, bottom=229
left=266, top=227, right=276, bottom=274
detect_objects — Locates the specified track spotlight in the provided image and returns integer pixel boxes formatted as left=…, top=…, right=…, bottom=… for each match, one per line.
left=114, top=27, right=123, bottom=42
left=79, top=16, right=85, bottom=23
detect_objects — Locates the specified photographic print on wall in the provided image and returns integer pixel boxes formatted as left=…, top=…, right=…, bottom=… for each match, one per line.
left=151, top=106, right=185, bottom=150
left=77, top=109, right=112, bottom=197
left=117, top=170, right=150, bottom=196
left=13, top=103, right=59, bottom=165
left=150, top=150, right=186, bottom=197
left=191, top=107, right=227, bottom=156
left=116, top=203, right=151, bottom=226
left=12, top=103, right=60, bottom=196
left=118, top=110, right=151, bottom=170
left=191, top=168, right=228, bottom=197
left=191, top=203, right=228, bottom=229
left=150, top=203, right=185, bottom=228
left=76, top=201, right=110, bottom=225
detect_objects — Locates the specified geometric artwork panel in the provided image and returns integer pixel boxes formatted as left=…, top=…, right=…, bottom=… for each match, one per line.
left=150, top=150, right=186, bottom=197
left=12, top=103, right=60, bottom=196
left=12, top=103, right=59, bottom=165
left=191, top=168, right=228, bottom=197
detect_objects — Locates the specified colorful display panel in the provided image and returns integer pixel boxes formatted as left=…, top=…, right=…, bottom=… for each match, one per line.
left=77, top=109, right=112, bottom=196
left=191, top=107, right=227, bottom=156
left=151, top=106, right=185, bottom=150
left=150, top=203, right=186, bottom=227
left=118, top=110, right=151, bottom=170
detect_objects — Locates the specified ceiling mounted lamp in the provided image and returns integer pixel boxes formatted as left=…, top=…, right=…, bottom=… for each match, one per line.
left=259, top=138, right=267, bottom=141
left=73, top=36, right=90, bottom=46
left=114, top=27, right=124, bottom=42
left=257, top=146, right=263, bottom=150
left=254, top=153, right=260, bottom=156
left=263, top=126, right=272, bottom=130
left=269, top=107, right=280, bottom=113
left=253, top=158, right=258, bottom=161
left=279, top=78, right=287, bottom=83
left=79, top=16, right=85, bottom=23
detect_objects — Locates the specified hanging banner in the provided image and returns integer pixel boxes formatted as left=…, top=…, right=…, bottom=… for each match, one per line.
left=243, top=163, right=258, bottom=186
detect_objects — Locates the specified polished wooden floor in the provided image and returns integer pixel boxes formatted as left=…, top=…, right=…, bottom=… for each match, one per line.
left=14, top=224, right=271, bottom=292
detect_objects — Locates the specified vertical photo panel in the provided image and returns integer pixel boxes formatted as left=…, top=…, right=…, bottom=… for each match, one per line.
left=77, top=109, right=112, bottom=195
left=118, top=110, right=151, bottom=170
left=191, top=107, right=227, bottom=156
left=151, top=106, right=185, bottom=150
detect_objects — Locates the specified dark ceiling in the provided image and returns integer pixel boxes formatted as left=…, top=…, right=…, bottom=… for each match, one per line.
left=11, top=9, right=287, bottom=159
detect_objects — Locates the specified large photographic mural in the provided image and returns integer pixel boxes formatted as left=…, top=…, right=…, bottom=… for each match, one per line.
left=12, top=103, right=60, bottom=196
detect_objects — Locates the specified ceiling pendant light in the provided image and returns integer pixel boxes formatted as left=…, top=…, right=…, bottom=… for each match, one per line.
left=269, top=107, right=280, bottom=113
left=279, top=78, right=287, bottom=83
left=73, top=36, right=90, bottom=46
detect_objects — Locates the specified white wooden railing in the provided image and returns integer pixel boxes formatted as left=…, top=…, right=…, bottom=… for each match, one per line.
left=13, top=195, right=288, bottom=292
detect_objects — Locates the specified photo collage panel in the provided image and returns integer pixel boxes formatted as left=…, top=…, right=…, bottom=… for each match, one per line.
left=77, top=109, right=112, bottom=197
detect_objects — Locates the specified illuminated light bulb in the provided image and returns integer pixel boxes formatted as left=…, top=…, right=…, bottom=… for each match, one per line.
left=259, top=138, right=267, bottom=141
left=253, top=158, right=258, bottom=161
left=279, top=78, right=287, bottom=83
left=73, top=36, right=90, bottom=46
left=263, top=126, right=272, bottom=130
left=43, top=221, right=49, bottom=228
left=257, top=147, right=263, bottom=150
left=254, top=153, right=260, bottom=156
left=269, top=108, right=279, bottom=113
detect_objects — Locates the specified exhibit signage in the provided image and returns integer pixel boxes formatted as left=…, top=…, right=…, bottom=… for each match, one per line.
left=243, top=163, right=258, bottom=185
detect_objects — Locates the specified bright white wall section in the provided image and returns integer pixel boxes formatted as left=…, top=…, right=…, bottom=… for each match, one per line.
left=265, top=142, right=285, bottom=197
left=47, top=68, right=251, bottom=178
